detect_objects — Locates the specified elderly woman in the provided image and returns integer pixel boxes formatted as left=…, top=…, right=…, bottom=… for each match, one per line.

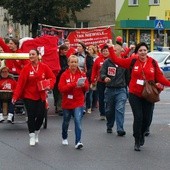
left=12, top=49, right=56, bottom=146
left=0, top=66, right=17, bottom=123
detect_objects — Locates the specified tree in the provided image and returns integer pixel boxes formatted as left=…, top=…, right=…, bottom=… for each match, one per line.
left=0, top=0, right=91, bottom=37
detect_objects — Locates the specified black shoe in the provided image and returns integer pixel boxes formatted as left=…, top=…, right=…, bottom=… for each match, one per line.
left=134, top=143, right=141, bottom=151
left=134, top=138, right=141, bottom=151
left=144, top=130, right=150, bottom=137
left=107, top=128, right=112, bottom=133
left=140, top=135, right=145, bottom=146
left=117, top=130, right=126, bottom=136
left=58, top=110, right=63, bottom=116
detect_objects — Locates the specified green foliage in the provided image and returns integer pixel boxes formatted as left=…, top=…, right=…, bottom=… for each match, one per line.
left=0, top=0, right=91, bottom=37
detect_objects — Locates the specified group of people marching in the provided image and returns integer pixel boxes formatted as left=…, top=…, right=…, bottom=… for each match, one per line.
left=0, top=35, right=170, bottom=152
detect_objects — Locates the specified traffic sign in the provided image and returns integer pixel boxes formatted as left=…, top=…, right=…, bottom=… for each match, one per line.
left=154, top=20, right=164, bottom=30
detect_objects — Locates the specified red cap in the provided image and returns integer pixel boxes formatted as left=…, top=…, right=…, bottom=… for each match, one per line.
left=116, top=36, right=123, bottom=43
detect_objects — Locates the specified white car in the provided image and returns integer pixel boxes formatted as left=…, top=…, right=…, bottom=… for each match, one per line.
left=148, top=51, right=170, bottom=79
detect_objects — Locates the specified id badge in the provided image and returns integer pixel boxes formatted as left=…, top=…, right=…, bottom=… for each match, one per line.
left=12, top=67, right=16, bottom=71
left=67, top=95, right=73, bottom=99
left=136, top=79, right=144, bottom=85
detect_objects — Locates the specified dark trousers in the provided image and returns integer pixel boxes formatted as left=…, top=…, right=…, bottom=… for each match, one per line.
left=52, top=82, right=62, bottom=111
left=24, top=99, right=45, bottom=133
left=129, top=93, right=154, bottom=140
left=0, top=100, right=15, bottom=114
left=97, top=81, right=106, bottom=116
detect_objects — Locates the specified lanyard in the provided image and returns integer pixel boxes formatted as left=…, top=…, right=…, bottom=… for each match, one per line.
left=70, top=73, right=75, bottom=82
left=32, top=64, right=39, bottom=73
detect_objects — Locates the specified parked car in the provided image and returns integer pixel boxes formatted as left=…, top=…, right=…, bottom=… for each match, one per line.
left=148, top=51, right=170, bottom=79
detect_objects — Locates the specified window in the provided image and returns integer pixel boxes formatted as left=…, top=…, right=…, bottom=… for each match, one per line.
left=75, top=21, right=89, bottom=28
left=128, top=0, right=138, bottom=6
left=149, top=0, right=160, bottom=5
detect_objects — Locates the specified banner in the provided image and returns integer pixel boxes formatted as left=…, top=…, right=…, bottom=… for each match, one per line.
left=38, top=24, right=113, bottom=47
left=67, top=27, right=112, bottom=47
left=20, top=35, right=60, bottom=75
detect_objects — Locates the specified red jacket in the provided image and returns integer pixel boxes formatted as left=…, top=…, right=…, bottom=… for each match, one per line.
left=0, top=77, right=17, bottom=91
left=109, top=47, right=170, bottom=97
left=0, top=38, right=29, bottom=75
left=58, top=68, right=89, bottom=109
left=13, top=62, right=56, bottom=101
left=91, top=55, right=107, bottom=84
left=66, top=47, right=76, bottom=58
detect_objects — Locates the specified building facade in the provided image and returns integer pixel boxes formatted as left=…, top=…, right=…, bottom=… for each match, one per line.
left=70, top=0, right=115, bottom=28
left=0, top=7, right=30, bottom=38
left=1, top=1, right=116, bottom=39
left=115, top=0, right=170, bottom=51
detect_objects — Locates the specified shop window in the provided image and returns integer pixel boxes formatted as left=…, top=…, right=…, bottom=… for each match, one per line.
left=140, top=30, right=151, bottom=51
left=128, top=0, right=138, bottom=6
left=149, top=0, right=160, bottom=5
left=153, top=31, right=164, bottom=50
left=129, top=30, right=137, bottom=45
left=75, top=21, right=89, bottom=28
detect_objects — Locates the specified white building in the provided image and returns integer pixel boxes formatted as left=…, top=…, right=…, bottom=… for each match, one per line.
left=0, top=7, right=30, bottom=38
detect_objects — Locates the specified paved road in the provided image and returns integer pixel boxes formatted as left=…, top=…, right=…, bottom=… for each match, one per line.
left=0, top=90, right=170, bottom=170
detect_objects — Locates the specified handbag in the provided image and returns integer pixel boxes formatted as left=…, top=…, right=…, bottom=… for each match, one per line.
left=142, top=80, right=160, bottom=103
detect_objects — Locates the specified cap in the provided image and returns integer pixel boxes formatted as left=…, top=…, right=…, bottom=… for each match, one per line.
left=116, top=36, right=123, bottom=43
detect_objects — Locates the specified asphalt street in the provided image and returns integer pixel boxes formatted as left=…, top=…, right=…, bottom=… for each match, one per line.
left=0, top=90, right=170, bottom=170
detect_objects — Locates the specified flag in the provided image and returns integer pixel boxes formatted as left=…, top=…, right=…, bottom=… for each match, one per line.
left=20, top=35, right=60, bottom=75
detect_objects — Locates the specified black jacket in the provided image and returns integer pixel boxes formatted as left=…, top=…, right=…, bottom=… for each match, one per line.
left=100, top=58, right=129, bottom=88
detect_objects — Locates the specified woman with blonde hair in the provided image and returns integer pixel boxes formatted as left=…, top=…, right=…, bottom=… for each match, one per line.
left=59, top=55, right=89, bottom=149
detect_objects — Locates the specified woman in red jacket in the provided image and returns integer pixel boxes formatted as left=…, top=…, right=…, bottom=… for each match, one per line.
left=91, top=45, right=110, bottom=120
left=0, top=37, right=29, bottom=76
left=58, top=55, right=89, bottom=149
left=108, top=42, right=170, bottom=151
left=12, top=49, right=56, bottom=146
left=0, top=66, right=17, bottom=123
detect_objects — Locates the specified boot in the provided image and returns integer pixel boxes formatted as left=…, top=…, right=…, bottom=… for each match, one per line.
left=134, top=138, right=141, bottom=151
left=0, top=113, right=4, bottom=122
left=35, top=130, right=40, bottom=143
left=29, top=133, right=35, bottom=146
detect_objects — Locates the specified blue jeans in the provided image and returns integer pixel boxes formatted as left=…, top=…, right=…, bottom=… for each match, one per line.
left=105, top=87, right=127, bottom=131
left=62, top=107, right=83, bottom=144
left=97, top=82, right=106, bottom=116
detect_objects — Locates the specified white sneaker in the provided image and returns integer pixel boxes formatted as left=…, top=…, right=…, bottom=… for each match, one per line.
left=35, top=130, right=40, bottom=143
left=75, top=142, right=83, bottom=149
left=87, top=108, right=92, bottom=114
left=100, top=116, right=106, bottom=121
left=62, top=139, right=68, bottom=145
left=7, top=113, right=13, bottom=123
left=29, top=133, right=35, bottom=146
left=0, top=113, right=4, bottom=122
